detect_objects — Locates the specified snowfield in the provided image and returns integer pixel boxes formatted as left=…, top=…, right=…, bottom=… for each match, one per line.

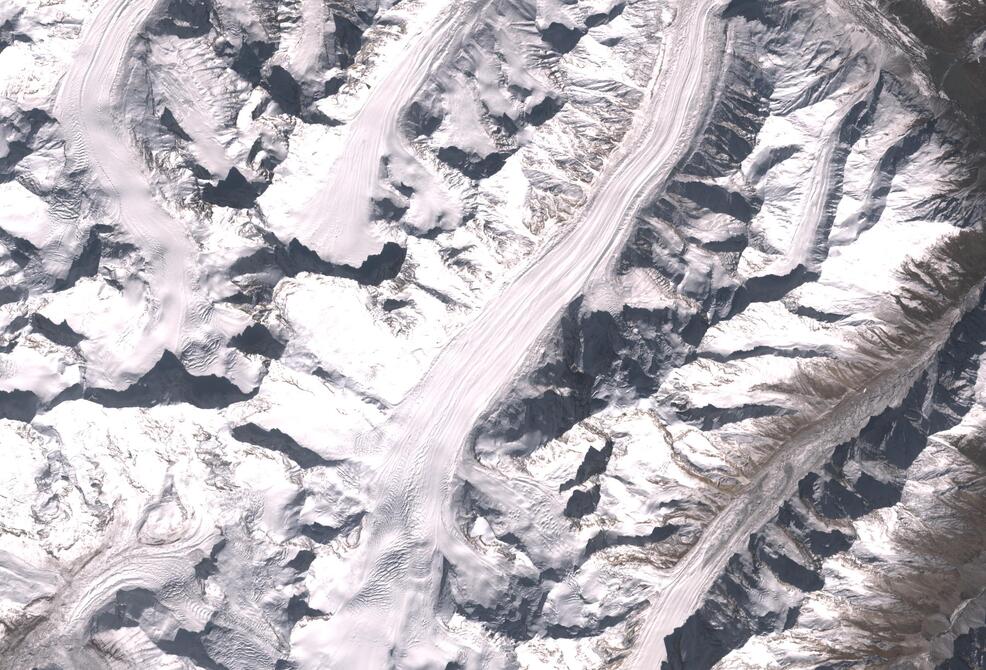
left=1, top=0, right=986, bottom=668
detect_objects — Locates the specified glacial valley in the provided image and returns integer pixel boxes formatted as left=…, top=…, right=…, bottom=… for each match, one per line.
left=0, top=0, right=985, bottom=668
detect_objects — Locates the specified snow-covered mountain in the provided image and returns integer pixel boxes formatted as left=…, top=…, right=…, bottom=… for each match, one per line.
left=0, top=0, right=985, bottom=667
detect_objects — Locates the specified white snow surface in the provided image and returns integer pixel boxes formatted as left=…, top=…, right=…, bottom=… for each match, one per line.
left=0, top=0, right=985, bottom=667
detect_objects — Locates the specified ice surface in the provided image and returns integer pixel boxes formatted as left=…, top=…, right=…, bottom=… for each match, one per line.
left=1, top=0, right=986, bottom=667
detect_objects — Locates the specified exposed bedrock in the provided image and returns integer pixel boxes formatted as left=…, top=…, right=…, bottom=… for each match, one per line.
left=665, top=285, right=986, bottom=669
left=452, top=0, right=986, bottom=665
left=476, top=297, right=705, bottom=457
left=2, top=0, right=986, bottom=667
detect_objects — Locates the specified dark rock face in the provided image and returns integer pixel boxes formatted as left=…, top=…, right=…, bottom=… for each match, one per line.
left=299, top=512, right=364, bottom=544
left=156, top=626, right=228, bottom=670
left=0, top=390, right=40, bottom=422
left=194, top=539, right=226, bottom=579
left=0, top=12, right=31, bottom=55
left=230, top=423, right=334, bottom=469
left=333, top=15, right=364, bottom=69
left=285, top=549, right=316, bottom=573
left=233, top=234, right=406, bottom=287
left=939, top=626, right=986, bottom=670
left=286, top=594, right=327, bottom=624
left=229, top=323, right=285, bottom=360
left=52, top=224, right=102, bottom=292
left=676, top=402, right=792, bottom=430
left=437, top=146, right=514, bottom=181
left=266, top=66, right=302, bottom=117
left=404, top=100, right=444, bottom=138
left=873, top=0, right=986, bottom=131
left=231, top=40, right=276, bottom=87
left=201, top=168, right=266, bottom=209
left=0, top=108, right=54, bottom=183
left=723, top=0, right=774, bottom=26
left=30, top=314, right=85, bottom=348
left=728, top=265, right=819, bottom=316
left=539, top=22, right=587, bottom=54
left=666, top=181, right=757, bottom=223
left=662, top=286, right=986, bottom=667
left=373, top=196, right=408, bottom=222
left=560, top=439, right=613, bottom=491
left=584, top=524, right=680, bottom=559
left=160, top=107, right=193, bottom=141
left=79, top=352, right=256, bottom=410
left=526, top=95, right=563, bottom=126
left=478, top=298, right=705, bottom=456
left=563, top=485, right=600, bottom=518
left=151, top=0, right=213, bottom=38
left=585, top=2, right=625, bottom=28
left=91, top=588, right=160, bottom=632
left=382, top=298, right=410, bottom=312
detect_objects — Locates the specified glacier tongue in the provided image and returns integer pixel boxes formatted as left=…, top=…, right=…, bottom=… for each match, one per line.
left=1, top=0, right=986, bottom=667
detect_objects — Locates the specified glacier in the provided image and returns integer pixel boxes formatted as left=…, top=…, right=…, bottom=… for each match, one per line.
left=0, top=0, right=985, bottom=668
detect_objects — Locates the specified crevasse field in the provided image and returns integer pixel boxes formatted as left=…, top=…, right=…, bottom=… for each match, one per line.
left=1, top=0, right=986, bottom=667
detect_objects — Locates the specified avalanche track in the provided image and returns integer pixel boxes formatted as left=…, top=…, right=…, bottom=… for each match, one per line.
left=320, top=1, right=731, bottom=667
